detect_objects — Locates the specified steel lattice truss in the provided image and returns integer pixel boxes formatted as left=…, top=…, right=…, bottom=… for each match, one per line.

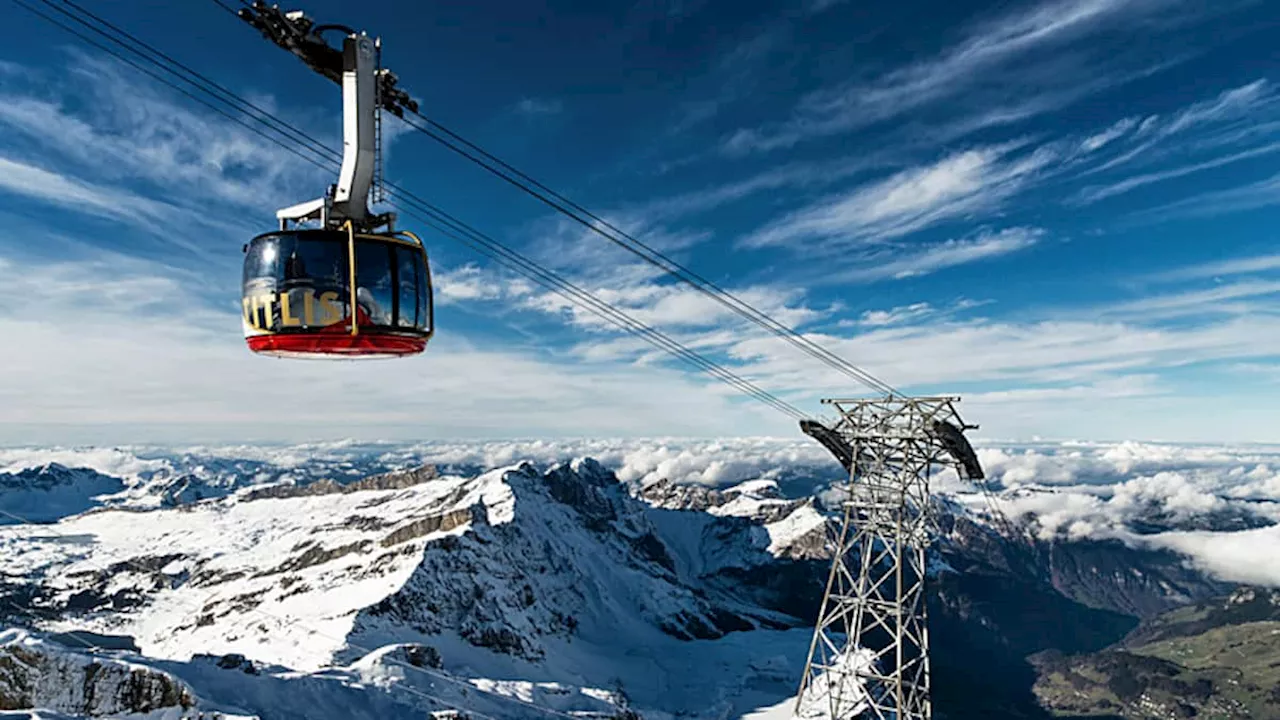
left=794, top=396, right=977, bottom=720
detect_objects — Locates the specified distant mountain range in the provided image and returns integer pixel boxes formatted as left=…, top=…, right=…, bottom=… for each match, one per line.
left=0, top=444, right=1274, bottom=718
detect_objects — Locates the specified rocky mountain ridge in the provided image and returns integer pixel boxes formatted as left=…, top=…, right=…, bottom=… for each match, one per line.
left=0, top=453, right=1262, bottom=719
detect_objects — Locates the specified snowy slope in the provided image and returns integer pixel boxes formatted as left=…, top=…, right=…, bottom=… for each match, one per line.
left=640, top=477, right=829, bottom=561
left=0, top=458, right=814, bottom=718
left=0, top=628, right=633, bottom=720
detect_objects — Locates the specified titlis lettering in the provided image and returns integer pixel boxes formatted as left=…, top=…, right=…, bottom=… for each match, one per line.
left=243, top=289, right=345, bottom=331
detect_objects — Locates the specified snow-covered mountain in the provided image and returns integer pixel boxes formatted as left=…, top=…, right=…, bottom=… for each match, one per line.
left=0, top=456, right=827, bottom=718
left=0, top=465, right=124, bottom=525
left=0, top=439, right=1275, bottom=719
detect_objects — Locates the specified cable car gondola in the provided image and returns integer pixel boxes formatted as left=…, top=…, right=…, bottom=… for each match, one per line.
left=238, top=7, right=431, bottom=359
left=242, top=227, right=433, bottom=358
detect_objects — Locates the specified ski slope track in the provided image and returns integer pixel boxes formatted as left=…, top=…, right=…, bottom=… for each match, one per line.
left=0, top=459, right=825, bottom=719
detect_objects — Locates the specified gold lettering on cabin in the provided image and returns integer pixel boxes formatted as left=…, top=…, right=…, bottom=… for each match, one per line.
left=301, top=289, right=316, bottom=325
left=317, top=291, right=343, bottom=326
left=280, top=292, right=301, bottom=327
left=242, top=288, right=347, bottom=332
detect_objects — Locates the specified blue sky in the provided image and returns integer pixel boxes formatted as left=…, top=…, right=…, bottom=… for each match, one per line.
left=3, top=0, right=1280, bottom=445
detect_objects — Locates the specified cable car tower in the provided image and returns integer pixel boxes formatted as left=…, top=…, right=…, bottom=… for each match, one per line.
left=795, top=400, right=985, bottom=720
left=237, top=2, right=434, bottom=359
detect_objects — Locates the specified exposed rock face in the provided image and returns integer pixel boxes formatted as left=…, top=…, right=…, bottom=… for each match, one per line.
left=242, top=465, right=439, bottom=502
left=351, top=460, right=784, bottom=661
left=637, top=478, right=726, bottom=513
left=159, top=473, right=218, bottom=507
left=937, top=507, right=1231, bottom=620
left=1038, top=539, right=1232, bottom=619
left=0, top=631, right=194, bottom=716
left=1125, top=502, right=1275, bottom=535
left=0, top=464, right=118, bottom=493
left=0, top=464, right=125, bottom=525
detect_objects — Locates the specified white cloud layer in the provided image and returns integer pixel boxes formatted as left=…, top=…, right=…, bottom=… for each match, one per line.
left=960, top=440, right=1280, bottom=585
left=4, top=438, right=1280, bottom=587
left=0, top=248, right=793, bottom=444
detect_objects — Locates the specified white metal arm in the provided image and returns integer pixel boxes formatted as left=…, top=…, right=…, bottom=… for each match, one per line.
left=239, top=2, right=411, bottom=233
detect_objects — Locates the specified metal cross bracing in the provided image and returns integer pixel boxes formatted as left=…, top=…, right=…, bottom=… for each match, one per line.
left=795, top=397, right=981, bottom=720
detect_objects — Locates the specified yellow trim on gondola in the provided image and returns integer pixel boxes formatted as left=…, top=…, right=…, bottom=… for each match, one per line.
left=344, top=220, right=359, bottom=337
left=243, top=228, right=433, bottom=343
left=397, top=229, right=435, bottom=342
left=355, top=232, right=421, bottom=249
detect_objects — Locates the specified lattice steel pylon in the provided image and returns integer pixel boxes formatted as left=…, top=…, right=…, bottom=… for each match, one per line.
left=794, top=396, right=983, bottom=720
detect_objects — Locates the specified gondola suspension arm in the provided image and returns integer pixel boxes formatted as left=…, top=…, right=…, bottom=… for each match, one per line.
left=237, top=1, right=415, bottom=233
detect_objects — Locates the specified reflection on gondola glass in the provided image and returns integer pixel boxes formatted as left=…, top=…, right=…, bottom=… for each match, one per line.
left=397, top=245, right=419, bottom=328
left=241, top=230, right=432, bottom=358
left=355, top=241, right=395, bottom=326
left=242, top=232, right=351, bottom=333
left=414, top=248, right=429, bottom=330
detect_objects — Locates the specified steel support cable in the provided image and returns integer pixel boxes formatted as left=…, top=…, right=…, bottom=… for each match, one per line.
left=12, top=0, right=334, bottom=175
left=382, top=187, right=812, bottom=420
left=14, top=0, right=810, bottom=422
left=213, top=0, right=894, bottom=398
left=394, top=110, right=901, bottom=398
left=34, top=0, right=339, bottom=166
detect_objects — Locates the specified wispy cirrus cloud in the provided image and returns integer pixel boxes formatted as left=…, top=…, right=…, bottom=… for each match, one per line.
left=530, top=251, right=1280, bottom=431
left=739, top=143, right=1055, bottom=250
left=1157, top=79, right=1274, bottom=138
left=723, top=299, right=1280, bottom=396
left=855, top=303, right=935, bottom=327
left=963, top=373, right=1163, bottom=405
left=0, top=51, right=325, bottom=214
left=0, top=156, right=182, bottom=229
left=1133, top=171, right=1280, bottom=221
left=1100, top=279, right=1280, bottom=320
left=0, top=51, right=333, bottom=265
left=522, top=279, right=829, bottom=332
left=1077, top=79, right=1277, bottom=177
left=833, top=227, right=1044, bottom=283
left=1079, top=117, right=1140, bottom=153
left=629, top=151, right=898, bottom=222
left=1150, top=252, right=1280, bottom=282
left=845, top=299, right=989, bottom=328
left=722, top=0, right=1183, bottom=155
left=1072, top=139, right=1280, bottom=204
